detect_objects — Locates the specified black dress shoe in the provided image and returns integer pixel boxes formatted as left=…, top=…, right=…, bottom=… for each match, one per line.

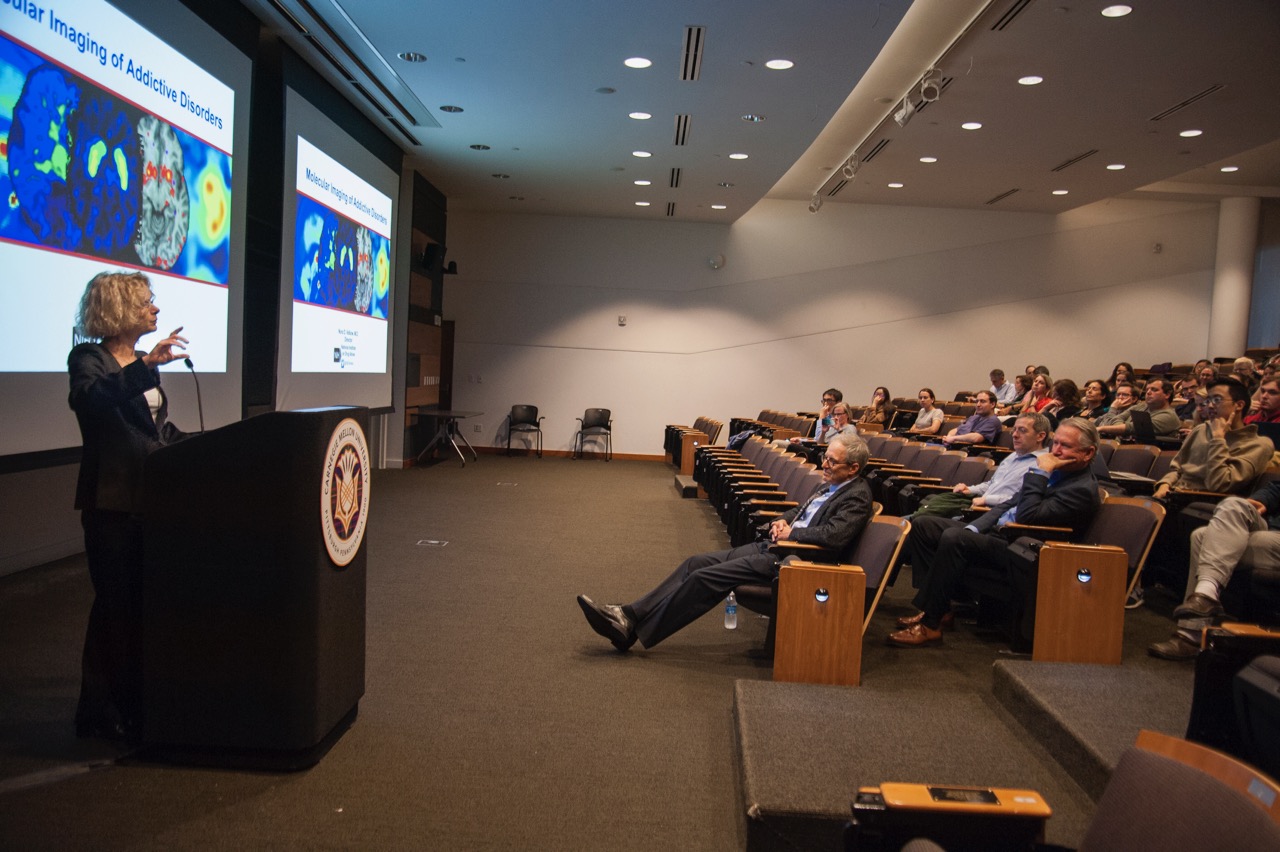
left=577, top=595, right=637, bottom=651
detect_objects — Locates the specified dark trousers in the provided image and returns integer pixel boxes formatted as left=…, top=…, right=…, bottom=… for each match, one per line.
left=78, top=509, right=145, bottom=732
left=627, top=543, right=778, bottom=648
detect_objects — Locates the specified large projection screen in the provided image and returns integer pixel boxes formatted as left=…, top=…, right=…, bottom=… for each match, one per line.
left=275, top=88, right=397, bottom=413
left=0, top=0, right=249, bottom=456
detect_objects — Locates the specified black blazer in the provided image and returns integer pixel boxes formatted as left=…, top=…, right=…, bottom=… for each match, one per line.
left=971, top=464, right=1100, bottom=541
left=69, top=343, right=185, bottom=513
left=778, top=476, right=875, bottom=558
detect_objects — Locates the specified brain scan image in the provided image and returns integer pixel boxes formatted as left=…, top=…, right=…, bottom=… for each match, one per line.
left=68, top=92, right=140, bottom=256
left=8, top=64, right=80, bottom=248
left=354, top=226, right=373, bottom=313
left=329, top=216, right=357, bottom=309
left=135, top=115, right=189, bottom=270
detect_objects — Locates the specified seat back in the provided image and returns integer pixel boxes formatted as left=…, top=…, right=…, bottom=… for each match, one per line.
left=920, top=450, right=965, bottom=484
left=581, top=408, right=611, bottom=430
left=1109, top=443, right=1160, bottom=476
left=779, top=463, right=816, bottom=500
left=850, top=516, right=911, bottom=634
left=1148, top=449, right=1178, bottom=481
left=1080, top=496, right=1165, bottom=595
left=510, top=404, right=540, bottom=427
left=872, top=436, right=909, bottom=464
left=1096, top=438, right=1120, bottom=465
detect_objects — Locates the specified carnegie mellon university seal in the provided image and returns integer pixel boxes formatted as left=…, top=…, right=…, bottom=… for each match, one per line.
left=321, top=417, right=370, bottom=567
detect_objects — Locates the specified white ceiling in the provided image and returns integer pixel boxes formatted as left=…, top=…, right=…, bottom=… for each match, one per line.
left=242, top=0, right=1280, bottom=222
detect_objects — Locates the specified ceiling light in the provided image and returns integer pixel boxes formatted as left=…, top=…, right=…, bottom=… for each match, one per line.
left=635, top=201, right=651, bottom=207
left=1101, top=5, right=1133, bottom=18
left=741, top=114, right=765, bottom=123
left=765, top=59, right=794, bottom=70
left=1179, top=129, right=1203, bottom=138
left=919, top=156, right=938, bottom=163
left=919, top=68, right=942, bottom=103
left=808, top=194, right=823, bottom=214
left=841, top=158, right=859, bottom=179
left=397, top=51, right=427, bottom=63
left=470, top=144, right=491, bottom=150
left=624, top=57, right=652, bottom=69
left=717, top=182, right=735, bottom=188
left=634, top=180, right=651, bottom=186
left=888, top=182, right=904, bottom=189
left=1221, top=166, right=1240, bottom=172
left=961, top=121, right=982, bottom=130
left=711, top=204, right=727, bottom=210
left=1052, top=190, right=1069, bottom=195
left=439, top=105, right=463, bottom=113
left=629, top=111, right=651, bottom=120
left=729, top=153, right=749, bottom=160
left=632, top=151, right=652, bottom=158
left=894, top=96, right=916, bottom=127
left=1106, top=163, right=1126, bottom=170
left=1018, top=75, right=1043, bottom=86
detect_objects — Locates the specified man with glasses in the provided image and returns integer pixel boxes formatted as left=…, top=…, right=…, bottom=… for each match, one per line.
left=1096, top=383, right=1139, bottom=427
left=577, top=434, right=873, bottom=651
left=1096, top=378, right=1181, bottom=440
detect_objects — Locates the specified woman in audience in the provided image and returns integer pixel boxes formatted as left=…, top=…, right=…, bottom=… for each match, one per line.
left=1019, top=373, right=1054, bottom=414
left=859, top=386, right=893, bottom=426
left=999, top=373, right=1035, bottom=415
left=1106, top=361, right=1134, bottom=393
left=1043, top=378, right=1082, bottom=421
left=907, top=388, right=944, bottom=436
left=1078, top=379, right=1110, bottom=421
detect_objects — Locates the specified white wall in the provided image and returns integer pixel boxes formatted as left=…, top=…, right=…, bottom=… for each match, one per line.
left=444, top=198, right=1221, bottom=456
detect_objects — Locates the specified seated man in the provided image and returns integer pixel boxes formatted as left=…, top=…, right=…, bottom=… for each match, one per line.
left=771, top=388, right=844, bottom=448
left=577, top=434, right=873, bottom=651
left=989, top=369, right=1019, bottom=405
left=889, top=418, right=1102, bottom=648
left=1095, top=382, right=1139, bottom=427
left=912, top=413, right=1050, bottom=518
left=1246, top=376, right=1280, bottom=425
left=1154, top=378, right=1274, bottom=500
left=1148, top=479, right=1280, bottom=660
left=1096, top=377, right=1181, bottom=441
left=939, top=391, right=1002, bottom=447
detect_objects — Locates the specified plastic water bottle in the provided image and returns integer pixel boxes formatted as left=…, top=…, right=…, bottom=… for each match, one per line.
left=724, top=592, right=738, bottom=630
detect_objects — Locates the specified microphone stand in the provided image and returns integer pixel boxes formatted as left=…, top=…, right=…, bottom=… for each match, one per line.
left=184, top=357, right=205, bottom=433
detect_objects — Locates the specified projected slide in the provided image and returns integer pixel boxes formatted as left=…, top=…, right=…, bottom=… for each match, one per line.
left=290, top=136, right=391, bottom=373
left=0, top=0, right=233, bottom=372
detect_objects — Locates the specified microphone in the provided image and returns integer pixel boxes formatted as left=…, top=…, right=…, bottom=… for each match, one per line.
left=184, top=357, right=206, bottom=433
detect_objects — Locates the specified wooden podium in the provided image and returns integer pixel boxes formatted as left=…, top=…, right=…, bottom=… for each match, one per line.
left=773, top=561, right=865, bottom=686
left=1032, top=543, right=1128, bottom=665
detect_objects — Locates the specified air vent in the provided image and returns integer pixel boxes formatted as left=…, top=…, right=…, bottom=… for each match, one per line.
left=985, top=188, right=1020, bottom=205
left=268, top=0, right=310, bottom=35
left=306, top=36, right=355, bottom=82
left=991, top=0, right=1033, bottom=31
left=386, top=118, right=420, bottom=147
left=681, top=26, right=705, bottom=81
left=863, top=139, right=891, bottom=162
left=826, top=179, right=849, bottom=197
left=666, top=202, right=677, bottom=217
left=674, top=114, right=691, bottom=146
left=1051, top=149, right=1098, bottom=172
left=352, top=82, right=391, bottom=118
left=669, top=168, right=682, bottom=189
left=1150, top=85, right=1224, bottom=122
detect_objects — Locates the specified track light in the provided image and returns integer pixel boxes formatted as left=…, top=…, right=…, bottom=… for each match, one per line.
left=808, top=194, right=823, bottom=214
left=893, top=96, right=915, bottom=128
left=920, top=67, right=942, bottom=103
left=841, top=157, right=859, bottom=180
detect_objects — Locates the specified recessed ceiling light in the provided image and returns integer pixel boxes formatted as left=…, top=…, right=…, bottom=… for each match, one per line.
left=634, top=180, right=651, bottom=186
left=741, top=114, right=765, bottom=123
left=961, top=121, right=983, bottom=130
left=439, top=105, right=463, bottom=113
left=1101, top=5, right=1133, bottom=18
left=1179, top=129, right=1203, bottom=138
left=765, top=59, right=794, bottom=70
left=470, top=144, right=490, bottom=150
left=919, top=156, right=938, bottom=163
left=728, top=153, right=749, bottom=160
left=624, top=57, right=652, bottom=69
left=711, top=204, right=727, bottom=210
left=629, top=111, right=651, bottom=120
left=1106, top=163, right=1126, bottom=170
left=1018, top=75, right=1044, bottom=86
left=632, top=151, right=652, bottom=158
left=888, top=182, right=904, bottom=189
left=717, top=182, right=735, bottom=188
left=491, top=174, right=509, bottom=179
left=397, top=51, right=427, bottom=63
left=1052, top=189, right=1069, bottom=196
left=635, top=201, right=651, bottom=207
left=1221, top=166, right=1240, bottom=173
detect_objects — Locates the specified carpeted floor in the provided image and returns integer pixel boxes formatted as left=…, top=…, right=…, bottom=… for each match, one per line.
left=0, top=456, right=1198, bottom=849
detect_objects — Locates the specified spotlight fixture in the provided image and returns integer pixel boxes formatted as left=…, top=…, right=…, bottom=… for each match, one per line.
left=808, top=194, right=823, bottom=214
left=894, top=96, right=916, bottom=128
left=919, top=67, right=942, bottom=103
left=841, top=157, right=859, bottom=179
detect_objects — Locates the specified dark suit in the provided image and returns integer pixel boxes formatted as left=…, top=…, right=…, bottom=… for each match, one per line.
left=626, top=476, right=873, bottom=648
left=910, top=464, right=1100, bottom=636
left=68, top=342, right=186, bottom=734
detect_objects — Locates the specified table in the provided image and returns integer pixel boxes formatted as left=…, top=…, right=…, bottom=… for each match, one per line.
left=415, top=409, right=483, bottom=466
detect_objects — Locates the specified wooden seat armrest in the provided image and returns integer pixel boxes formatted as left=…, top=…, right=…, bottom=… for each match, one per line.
left=893, top=476, right=942, bottom=484
left=915, top=482, right=960, bottom=493
left=883, top=468, right=926, bottom=478
left=1001, top=522, right=1074, bottom=542
left=734, top=484, right=783, bottom=495
left=746, top=499, right=799, bottom=510
left=768, top=541, right=841, bottom=562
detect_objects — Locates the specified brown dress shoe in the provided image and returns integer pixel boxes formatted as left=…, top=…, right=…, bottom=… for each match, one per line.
left=1172, top=593, right=1224, bottom=620
left=895, top=610, right=956, bottom=630
left=887, top=622, right=944, bottom=647
left=1148, top=634, right=1200, bottom=661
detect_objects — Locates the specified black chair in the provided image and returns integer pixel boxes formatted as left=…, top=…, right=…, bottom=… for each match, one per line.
left=573, top=408, right=612, bottom=460
left=505, top=404, right=545, bottom=457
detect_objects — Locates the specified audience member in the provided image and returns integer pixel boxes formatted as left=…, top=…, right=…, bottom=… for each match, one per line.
left=1148, top=478, right=1280, bottom=661
left=888, top=418, right=1102, bottom=648
left=1247, top=374, right=1280, bottom=425
left=940, top=391, right=1001, bottom=447
left=1019, top=373, right=1053, bottom=414
left=859, top=387, right=893, bottom=427
left=577, top=434, right=873, bottom=651
left=1096, top=377, right=1181, bottom=440
left=989, top=369, right=1018, bottom=405
left=1095, top=382, right=1139, bottom=427
left=1154, top=378, right=1273, bottom=499
left=907, top=388, right=944, bottom=436
left=914, top=413, right=1050, bottom=518
left=1043, top=378, right=1082, bottom=422
left=1106, top=361, right=1135, bottom=393
left=1078, top=379, right=1110, bottom=421
left=1232, top=357, right=1258, bottom=394
left=1000, top=374, right=1034, bottom=415
left=777, top=397, right=855, bottom=448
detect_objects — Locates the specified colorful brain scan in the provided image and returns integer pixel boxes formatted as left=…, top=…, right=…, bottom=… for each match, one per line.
left=135, top=115, right=189, bottom=270
left=8, top=64, right=80, bottom=248
left=354, top=226, right=373, bottom=313
left=68, top=92, right=140, bottom=256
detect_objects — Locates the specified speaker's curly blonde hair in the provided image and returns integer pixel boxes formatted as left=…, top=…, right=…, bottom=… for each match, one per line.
left=76, top=271, right=153, bottom=339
